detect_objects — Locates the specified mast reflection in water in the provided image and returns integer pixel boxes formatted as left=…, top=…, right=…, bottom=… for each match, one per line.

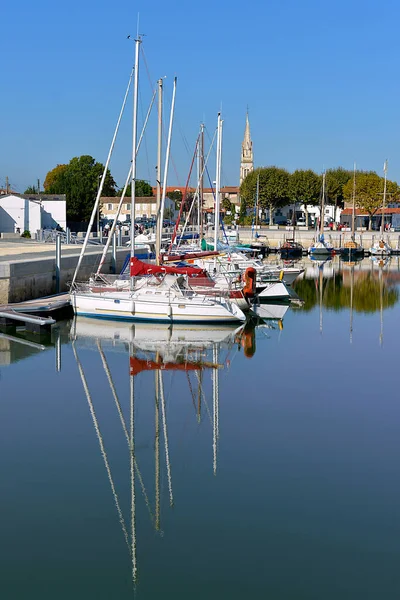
left=69, top=318, right=257, bottom=588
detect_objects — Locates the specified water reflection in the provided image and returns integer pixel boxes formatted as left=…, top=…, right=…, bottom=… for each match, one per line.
left=293, top=257, right=399, bottom=314
left=68, top=318, right=269, bottom=589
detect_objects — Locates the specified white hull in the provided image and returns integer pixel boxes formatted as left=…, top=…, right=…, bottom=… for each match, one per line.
left=256, top=281, right=290, bottom=300
left=369, top=241, right=392, bottom=256
left=252, top=303, right=290, bottom=321
left=71, top=283, right=245, bottom=324
left=260, top=268, right=302, bottom=286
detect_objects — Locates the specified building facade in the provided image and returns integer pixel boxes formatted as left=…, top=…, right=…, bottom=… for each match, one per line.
left=0, top=194, right=66, bottom=236
left=101, top=196, right=177, bottom=221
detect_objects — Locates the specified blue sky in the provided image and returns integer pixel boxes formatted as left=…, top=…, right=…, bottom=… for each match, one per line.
left=2, top=0, right=400, bottom=192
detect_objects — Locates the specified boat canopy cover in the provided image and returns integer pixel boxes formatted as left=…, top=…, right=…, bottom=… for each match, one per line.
left=130, top=257, right=207, bottom=278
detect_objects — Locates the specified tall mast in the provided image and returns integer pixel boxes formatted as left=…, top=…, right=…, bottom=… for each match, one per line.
left=320, top=172, right=326, bottom=237
left=131, top=36, right=141, bottom=260
left=351, top=162, right=356, bottom=239
left=159, top=77, right=177, bottom=254
left=381, top=160, right=388, bottom=236
left=214, top=113, right=222, bottom=251
left=199, top=123, right=204, bottom=239
left=155, top=78, right=163, bottom=265
left=255, top=173, right=260, bottom=229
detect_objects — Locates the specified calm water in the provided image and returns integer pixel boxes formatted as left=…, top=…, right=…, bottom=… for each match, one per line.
left=1, top=257, right=400, bottom=599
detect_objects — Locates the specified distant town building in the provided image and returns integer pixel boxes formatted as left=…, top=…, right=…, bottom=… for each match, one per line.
left=239, top=112, right=254, bottom=185
left=0, top=193, right=66, bottom=236
left=101, top=196, right=177, bottom=221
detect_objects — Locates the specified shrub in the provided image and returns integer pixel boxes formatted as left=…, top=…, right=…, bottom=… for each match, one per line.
left=21, top=230, right=31, bottom=238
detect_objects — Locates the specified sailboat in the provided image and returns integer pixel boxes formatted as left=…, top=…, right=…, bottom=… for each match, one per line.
left=70, top=39, right=246, bottom=324
left=340, top=164, right=364, bottom=260
left=369, top=160, right=392, bottom=256
left=279, top=203, right=304, bottom=258
left=308, top=172, right=335, bottom=257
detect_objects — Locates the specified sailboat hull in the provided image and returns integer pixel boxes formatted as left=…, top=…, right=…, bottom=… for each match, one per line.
left=71, top=290, right=246, bottom=323
left=256, top=281, right=290, bottom=300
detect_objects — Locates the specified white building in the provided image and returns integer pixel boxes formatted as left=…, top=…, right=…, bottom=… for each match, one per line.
left=0, top=194, right=67, bottom=236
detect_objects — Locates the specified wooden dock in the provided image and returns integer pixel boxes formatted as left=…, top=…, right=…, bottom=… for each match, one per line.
left=0, top=293, right=72, bottom=331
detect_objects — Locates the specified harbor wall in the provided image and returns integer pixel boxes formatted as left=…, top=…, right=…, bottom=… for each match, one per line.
left=0, top=249, right=127, bottom=303
left=237, top=228, right=400, bottom=248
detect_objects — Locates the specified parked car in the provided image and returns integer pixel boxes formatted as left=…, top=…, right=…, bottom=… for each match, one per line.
left=274, top=215, right=288, bottom=226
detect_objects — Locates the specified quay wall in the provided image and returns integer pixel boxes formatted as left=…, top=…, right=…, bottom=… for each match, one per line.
left=0, top=249, right=127, bottom=304
left=237, top=228, right=400, bottom=248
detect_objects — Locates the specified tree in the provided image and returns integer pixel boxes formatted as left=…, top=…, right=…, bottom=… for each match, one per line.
left=125, top=180, right=153, bottom=197
left=44, top=164, right=67, bottom=190
left=325, top=167, right=352, bottom=224
left=288, top=170, right=321, bottom=224
left=44, top=156, right=117, bottom=222
left=167, top=190, right=183, bottom=207
left=24, top=185, right=38, bottom=194
left=240, top=166, right=290, bottom=225
left=342, top=171, right=399, bottom=230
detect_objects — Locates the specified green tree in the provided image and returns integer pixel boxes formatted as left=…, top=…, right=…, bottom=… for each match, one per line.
left=342, top=171, right=399, bottom=230
left=167, top=190, right=183, bottom=207
left=240, top=166, right=290, bottom=225
left=44, top=164, right=67, bottom=190
left=325, top=167, right=352, bottom=225
left=44, top=156, right=117, bottom=222
left=24, top=185, right=38, bottom=194
left=288, top=169, right=321, bottom=225
left=125, top=180, right=153, bottom=197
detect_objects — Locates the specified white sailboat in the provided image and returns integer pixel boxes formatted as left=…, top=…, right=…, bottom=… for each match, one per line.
left=70, top=40, right=246, bottom=324
left=308, top=172, right=335, bottom=257
left=340, top=163, right=364, bottom=259
left=369, top=160, right=392, bottom=256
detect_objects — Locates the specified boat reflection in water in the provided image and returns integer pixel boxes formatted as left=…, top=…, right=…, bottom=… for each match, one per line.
left=69, top=317, right=260, bottom=587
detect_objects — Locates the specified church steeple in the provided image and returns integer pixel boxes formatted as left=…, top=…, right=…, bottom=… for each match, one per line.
left=240, top=111, right=254, bottom=185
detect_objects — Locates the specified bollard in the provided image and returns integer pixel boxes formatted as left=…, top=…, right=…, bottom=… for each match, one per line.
left=55, top=233, right=61, bottom=293
left=100, top=226, right=103, bottom=244
left=66, top=227, right=71, bottom=244
left=118, top=228, right=123, bottom=247
left=111, top=232, right=117, bottom=274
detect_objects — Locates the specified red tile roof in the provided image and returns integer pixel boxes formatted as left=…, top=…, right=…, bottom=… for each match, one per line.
left=341, top=207, right=400, bottom=215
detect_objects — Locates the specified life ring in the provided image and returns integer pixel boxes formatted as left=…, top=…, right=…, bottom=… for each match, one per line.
left=242, top=267, right=257, bottom=297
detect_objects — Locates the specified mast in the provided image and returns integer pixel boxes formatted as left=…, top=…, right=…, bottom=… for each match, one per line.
left=351, top=162, right=356, bottom=240
left=214, top=113, right=222, bottom=252
left=155, top=78, right=163, bottom=265
left=255, top=173, right=260, bottom=230
left=130, top=36, right=141, bottom=260
left=320, top=172, right=326, bottom=237
left=199, top=123, right=204, bottom=239
left=381, top=160, right=388, bottom=236
left=159, top=77, right=177, bottom=255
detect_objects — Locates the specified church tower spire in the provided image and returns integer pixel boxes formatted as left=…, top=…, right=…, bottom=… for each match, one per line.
left=240, top=111, right=254, bottom=185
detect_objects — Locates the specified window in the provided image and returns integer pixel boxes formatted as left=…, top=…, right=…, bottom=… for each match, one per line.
left=107, top=203, right=113, bottom=210
left=126, top=203, right=131, bottom=211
